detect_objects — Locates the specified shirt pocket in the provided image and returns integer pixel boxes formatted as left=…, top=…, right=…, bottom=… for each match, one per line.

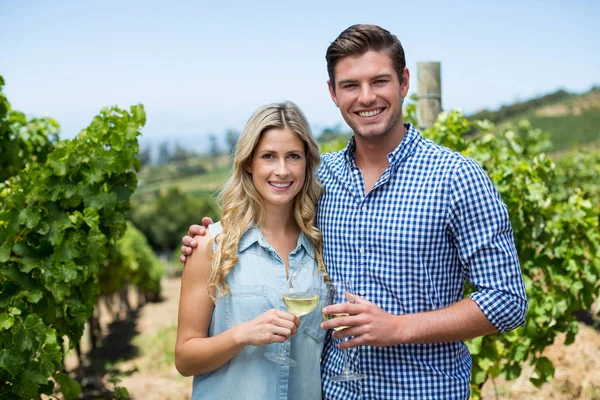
left=301, top=285, right=332, bottom=343
left=223, top=284, right=270, bottom=326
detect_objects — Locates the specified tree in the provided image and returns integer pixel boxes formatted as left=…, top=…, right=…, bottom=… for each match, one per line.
left=209, top=134, right=220, bottom=156
left=225, top=129, right=240, bottom=154
left=0, top=74, right=146, bottom=398
left=129, top=187, right=219, bottom=255
left=157, top=140, right=171, bottom=164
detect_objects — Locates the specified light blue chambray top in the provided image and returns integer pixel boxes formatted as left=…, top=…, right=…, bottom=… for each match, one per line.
left=191, top=222, right=329, bottom=400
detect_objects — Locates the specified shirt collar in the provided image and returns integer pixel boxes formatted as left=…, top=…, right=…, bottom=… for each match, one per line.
left=343, top=122, right=422, bottom=168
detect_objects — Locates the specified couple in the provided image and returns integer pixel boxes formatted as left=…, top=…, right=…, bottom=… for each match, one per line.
left=175, top=24, right=527, bottom=400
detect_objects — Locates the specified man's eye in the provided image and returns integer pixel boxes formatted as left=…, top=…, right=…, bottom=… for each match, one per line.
left=343, top=84, right=357, bottom=89
left=374, top=80, right=388, bottom=85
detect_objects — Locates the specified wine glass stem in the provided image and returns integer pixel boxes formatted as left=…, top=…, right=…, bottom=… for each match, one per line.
left=341, top=339, right=351, bottom=373
left=279, top=339, right=288, bottom=357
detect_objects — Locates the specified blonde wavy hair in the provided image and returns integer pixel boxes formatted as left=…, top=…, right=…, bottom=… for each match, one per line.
left=207, top=102, right=327, bottom=298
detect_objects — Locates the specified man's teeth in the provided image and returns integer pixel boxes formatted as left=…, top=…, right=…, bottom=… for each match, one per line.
left=270, top=182, right=292, bottom=188
left=359, top=109, right=382, bottom=117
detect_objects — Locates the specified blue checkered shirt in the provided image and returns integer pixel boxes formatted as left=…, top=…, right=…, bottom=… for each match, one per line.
left=317, top=123, right=527, bottom=400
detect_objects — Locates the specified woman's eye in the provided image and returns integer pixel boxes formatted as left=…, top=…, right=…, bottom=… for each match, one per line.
left=289, top=154, right=301, bottom=160
left=261, top=154, right=275, bottom=159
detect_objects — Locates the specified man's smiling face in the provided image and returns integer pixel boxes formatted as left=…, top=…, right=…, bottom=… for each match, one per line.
left=328, top=50, right=409, bottom=142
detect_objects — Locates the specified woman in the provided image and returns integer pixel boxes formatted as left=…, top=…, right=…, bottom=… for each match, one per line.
left=175, top=102, right=329, bottom=400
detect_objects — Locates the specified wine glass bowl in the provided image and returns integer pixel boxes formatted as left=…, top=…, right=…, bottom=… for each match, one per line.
left=325, top=279, right=367, bottom=382
left=264, top=267, right=321, bottom=366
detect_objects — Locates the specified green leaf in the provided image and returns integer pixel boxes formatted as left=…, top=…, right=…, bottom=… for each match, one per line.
left=26, top=289, right=44, bottom=303
left=530, top=357, right=555, bottom=388
left=0, top=313, right=15, bottom=330
left=472, top=368, right=487, bottom=385
left=0, top=239, right=12, bottom=262
left=505, top=363, right=522, bottom=381
left=8, top=307, right=21, bottom=315
left=115, top=386, right=130, bottom=399
left=54, top=372, right=82, bottom=400
left=466, top=336, right=483, bottom=355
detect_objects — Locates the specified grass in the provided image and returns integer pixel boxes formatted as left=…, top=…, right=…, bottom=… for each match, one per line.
left=503, top=108, right=600, bottom=152
left=135, top=167, right=230, bottom=198
left=132, top=324, right=178, bottom=373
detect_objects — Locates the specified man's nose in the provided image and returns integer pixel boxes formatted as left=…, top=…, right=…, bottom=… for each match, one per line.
left=358, top=84, right=376, bottom=105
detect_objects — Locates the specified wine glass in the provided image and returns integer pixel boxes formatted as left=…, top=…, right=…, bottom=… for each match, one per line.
left=264, top=267, right=321, bottom=366
left=324, top=278, right=367, bottom=382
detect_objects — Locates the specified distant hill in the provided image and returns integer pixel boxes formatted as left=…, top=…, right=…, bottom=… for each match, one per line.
left=468, top=87, right=600, bottom=151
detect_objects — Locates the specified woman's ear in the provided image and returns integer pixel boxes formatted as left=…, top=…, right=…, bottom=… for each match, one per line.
left=244, top=161, right=252, bottom=174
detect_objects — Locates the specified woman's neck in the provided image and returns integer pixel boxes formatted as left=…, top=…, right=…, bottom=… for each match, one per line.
left=258, top=206, right=299, bottom=237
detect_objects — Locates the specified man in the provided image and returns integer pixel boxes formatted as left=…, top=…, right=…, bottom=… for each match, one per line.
left=181, top=24, right=527, bottom=400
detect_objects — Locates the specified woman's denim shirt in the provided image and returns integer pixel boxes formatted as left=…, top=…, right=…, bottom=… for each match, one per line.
left=191, top=223, right=328, bottom=400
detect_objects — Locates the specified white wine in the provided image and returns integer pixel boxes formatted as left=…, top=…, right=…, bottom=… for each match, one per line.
left=282, top=293, right=319, bottom=316
left=322, top=312, right=350, bottom=331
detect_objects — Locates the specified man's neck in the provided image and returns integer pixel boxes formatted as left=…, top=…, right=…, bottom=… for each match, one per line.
left=354, top=123, right=406, bottom=169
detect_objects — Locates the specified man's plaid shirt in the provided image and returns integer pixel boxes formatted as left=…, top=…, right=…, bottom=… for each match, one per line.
left=317, top=123, right=527, bottom=399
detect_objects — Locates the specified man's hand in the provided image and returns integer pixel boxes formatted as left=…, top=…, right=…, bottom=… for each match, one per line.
left=320, top=294, right=404, bottom=349
left=179, top=217, right=214, bottom=263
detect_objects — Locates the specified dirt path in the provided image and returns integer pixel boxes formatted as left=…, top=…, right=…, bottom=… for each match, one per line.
left=116, top=277, right=192, bottom=400
left=71, top=276, right=600, bottom=399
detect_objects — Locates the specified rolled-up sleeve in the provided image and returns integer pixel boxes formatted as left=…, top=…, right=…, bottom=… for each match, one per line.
left=448, top=158, right=528, bottom=333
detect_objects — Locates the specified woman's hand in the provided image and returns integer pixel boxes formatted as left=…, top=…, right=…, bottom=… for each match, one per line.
left=235, top=309, right=300, bottom=346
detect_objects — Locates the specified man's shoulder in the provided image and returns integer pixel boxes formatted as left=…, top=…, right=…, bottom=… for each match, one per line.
left=415, top=136, right=468, bottom=167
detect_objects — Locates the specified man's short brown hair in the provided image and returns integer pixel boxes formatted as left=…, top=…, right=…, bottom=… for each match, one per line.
left=326, top=24, right=406, bottom=88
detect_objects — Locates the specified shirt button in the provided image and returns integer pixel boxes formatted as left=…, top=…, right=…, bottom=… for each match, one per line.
left=353, top=169, right=359, bottom=175
left=358, top=289, right=366, bottom=296
left=359, top=247, right=364, bottom=254
left=361, top=206, right=367, bottom=212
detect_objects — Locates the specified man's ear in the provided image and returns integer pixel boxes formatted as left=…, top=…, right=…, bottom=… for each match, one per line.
left=327, top=80, right=340, bottom=108
left=401, top=67, right=410, bottom=98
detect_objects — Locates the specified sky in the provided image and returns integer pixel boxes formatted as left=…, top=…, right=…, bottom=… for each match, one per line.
left=1, top=0, right=598, bottom=152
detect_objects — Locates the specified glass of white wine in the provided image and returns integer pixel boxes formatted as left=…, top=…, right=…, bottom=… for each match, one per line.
left=264, top=267, right=320, bottom=366
left=324, top=278, right=367, bottom=382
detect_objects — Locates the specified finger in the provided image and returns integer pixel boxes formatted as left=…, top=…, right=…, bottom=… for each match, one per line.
left=187, top=224, right=203, bottom=236
left=180, top=245, right=191, bottom=255
left=349, top=293, right=373, bottom=305
left=322, top=302, right=362, bottom=315
left=201, top=217, right=214, bottom=228
left=337, top=335, right=362, bottom=349
left=182, top=236, right=197, bottom=248
left=271, top=325, right=293, bottom=339
left=321, top=314, right=358, bottom=331
left=331, top=324, right=363, bottom=339
left=275, top=310, right=299, bottom=322
left=179, top=255, right=187, bottom=264
left=277, top=318, right=300, bottom=335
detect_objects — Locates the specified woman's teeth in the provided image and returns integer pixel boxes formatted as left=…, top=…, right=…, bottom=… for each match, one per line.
left=270, top=182, right=292, bottom=188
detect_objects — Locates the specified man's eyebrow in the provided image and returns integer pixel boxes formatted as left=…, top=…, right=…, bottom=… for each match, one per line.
left=337, top=78, right=358, bottom=86
left=337, top=74, right=394, bottom=86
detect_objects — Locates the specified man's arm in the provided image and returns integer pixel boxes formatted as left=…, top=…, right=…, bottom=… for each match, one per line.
left=321, top=297, right=497, bottom=349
